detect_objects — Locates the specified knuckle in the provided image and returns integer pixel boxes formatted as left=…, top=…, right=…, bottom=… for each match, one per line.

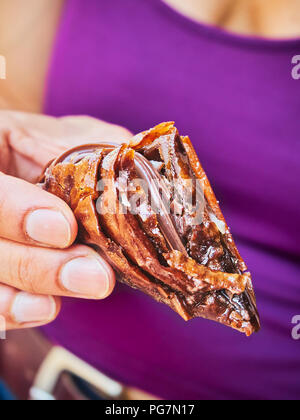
left=14, top=249, right=38, bottom=294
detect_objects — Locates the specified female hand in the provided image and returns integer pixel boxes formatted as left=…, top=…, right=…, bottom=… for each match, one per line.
left=0, top=111, right=132, bottom=331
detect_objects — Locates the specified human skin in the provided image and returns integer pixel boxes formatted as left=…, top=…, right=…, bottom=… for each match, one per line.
left=0, top=111, right=132, bottom=330
left=0, top=0, right=299, bottom=331
left=163, top=0, right=300, bottom=38
left=1, top=0, right=300, bottom=112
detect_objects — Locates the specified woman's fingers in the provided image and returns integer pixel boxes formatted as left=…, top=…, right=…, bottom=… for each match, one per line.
left=0, top=239, right=115, bottom=299
left=0, top=172, right=78, bottom=248
left=0, top=284, right=61, bottom=331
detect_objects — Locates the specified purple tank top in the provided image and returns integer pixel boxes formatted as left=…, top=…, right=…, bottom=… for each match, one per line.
left=43, top=0, right=300, bottom=399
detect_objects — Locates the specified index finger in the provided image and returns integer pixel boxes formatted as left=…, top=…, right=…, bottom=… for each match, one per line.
left=0, top=172, right=77, bottom=248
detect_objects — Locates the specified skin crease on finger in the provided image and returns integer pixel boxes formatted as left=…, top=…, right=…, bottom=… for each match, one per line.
left=0, top=236, right=116, bottom=299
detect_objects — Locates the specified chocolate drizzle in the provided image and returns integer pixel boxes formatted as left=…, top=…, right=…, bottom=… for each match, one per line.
left=39, top=123, right=260, bottom=336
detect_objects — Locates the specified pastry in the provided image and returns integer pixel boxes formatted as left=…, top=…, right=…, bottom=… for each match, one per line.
left=39, top=123, right=260, bottom=336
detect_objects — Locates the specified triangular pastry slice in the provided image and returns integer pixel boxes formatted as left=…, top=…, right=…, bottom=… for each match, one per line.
left=39, top=123, right=260, bottom=336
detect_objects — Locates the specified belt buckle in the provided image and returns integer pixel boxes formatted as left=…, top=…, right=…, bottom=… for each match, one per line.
left=29, top=346, right=124, bottom=401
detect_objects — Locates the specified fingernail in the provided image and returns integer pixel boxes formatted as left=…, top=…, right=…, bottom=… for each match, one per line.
left=11, top=293, right=56, bottom=324
left=60, top=257, right=111, bottom=298
left=26, top=209, right=72, bottom=248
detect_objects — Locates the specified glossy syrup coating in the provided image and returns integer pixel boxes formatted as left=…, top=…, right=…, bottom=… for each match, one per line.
left=39, top=123, right=260, bottom=336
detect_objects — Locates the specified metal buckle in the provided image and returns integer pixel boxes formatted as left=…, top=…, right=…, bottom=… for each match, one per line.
left=29, top=346, right=124, bottom=401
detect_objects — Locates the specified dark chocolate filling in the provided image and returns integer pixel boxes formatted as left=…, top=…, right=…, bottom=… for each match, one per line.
left=40, top=126, right=260, bottom=335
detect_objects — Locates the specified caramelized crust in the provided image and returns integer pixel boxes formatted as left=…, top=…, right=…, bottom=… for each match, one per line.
left=39, top=123, right=260, bottom=335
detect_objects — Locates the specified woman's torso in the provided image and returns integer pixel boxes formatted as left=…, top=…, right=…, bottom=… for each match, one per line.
left=1, top=0, right=299, bottom=399
left=1, top=0, right=300, bottom=112
left=40, top=0, right=300, bottom=399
